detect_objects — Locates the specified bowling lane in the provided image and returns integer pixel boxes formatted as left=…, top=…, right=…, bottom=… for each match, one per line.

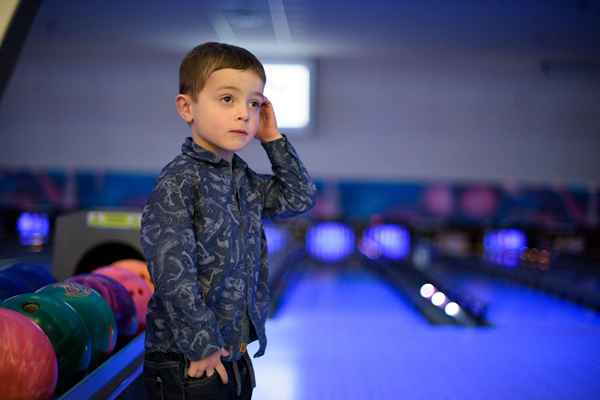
left=275, top=269, right=426, bottom=323
left=248, top=266, right=600, bottom=400
left=250, top=268, right=430, bottom=400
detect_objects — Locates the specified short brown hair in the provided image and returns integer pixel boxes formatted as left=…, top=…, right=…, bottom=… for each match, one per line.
left=179, top=42, right=266, bottom=102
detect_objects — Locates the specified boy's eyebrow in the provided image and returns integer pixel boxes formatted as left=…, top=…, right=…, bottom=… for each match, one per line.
left=215, top=86, right=264, bottom=97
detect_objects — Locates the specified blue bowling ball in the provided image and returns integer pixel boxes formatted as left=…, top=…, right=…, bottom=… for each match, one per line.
left=0, top=263, right=57, bottom=292
left=0, top=274, right=30, bottom=300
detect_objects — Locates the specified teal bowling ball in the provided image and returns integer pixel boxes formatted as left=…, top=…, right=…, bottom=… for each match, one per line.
left=37, top=282, right=117, bottom=369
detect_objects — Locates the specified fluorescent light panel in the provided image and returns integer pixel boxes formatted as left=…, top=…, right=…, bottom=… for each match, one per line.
left=264, top=64, right=310, bottom=129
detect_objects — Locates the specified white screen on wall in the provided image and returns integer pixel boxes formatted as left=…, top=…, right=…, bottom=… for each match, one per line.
left=263, top=64, right=310, bottom=130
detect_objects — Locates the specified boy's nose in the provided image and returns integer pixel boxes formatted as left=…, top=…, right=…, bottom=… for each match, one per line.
left=236, top=105, right=250, bottom=121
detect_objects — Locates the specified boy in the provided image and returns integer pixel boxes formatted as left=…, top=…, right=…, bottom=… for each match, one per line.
left=140, top=42, right=316, bottom=400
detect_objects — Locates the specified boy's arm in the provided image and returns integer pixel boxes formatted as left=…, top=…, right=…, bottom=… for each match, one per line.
left=255, top=227, right=271, bottom=357
left=141, top=175, right=224, bottom=361
left=259, top=134, right=317, bottom=219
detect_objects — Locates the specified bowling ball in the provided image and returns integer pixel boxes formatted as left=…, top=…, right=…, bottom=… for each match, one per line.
left=95, top=266, right=152, bottom=331
left=111, top=259, right=154, bottom=291
left=66, top=273, right=138, bottom=338
left=37, top=282, right=117, bottom=369
left=0, top=274, right=30, bottom=300
left=0, top=308, right=58, bottom=400
left=1, top=292, right=91, bottom=394
left=0, top=263, right=56, bottom=291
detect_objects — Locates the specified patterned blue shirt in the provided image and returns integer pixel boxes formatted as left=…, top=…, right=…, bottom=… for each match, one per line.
left=140, top=135, right=316, bottom=362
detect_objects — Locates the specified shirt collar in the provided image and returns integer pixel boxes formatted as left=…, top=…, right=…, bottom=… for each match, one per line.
left=181, top=137, right=247, bottom=170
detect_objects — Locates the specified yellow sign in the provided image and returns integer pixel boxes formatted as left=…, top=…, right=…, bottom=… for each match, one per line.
left=87, top=211, right=141, bottom=230
left=0, top=0, right=20, bottom=45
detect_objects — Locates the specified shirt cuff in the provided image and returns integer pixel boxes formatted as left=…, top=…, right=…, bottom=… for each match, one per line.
left=261, top=133, right=296, bottom=165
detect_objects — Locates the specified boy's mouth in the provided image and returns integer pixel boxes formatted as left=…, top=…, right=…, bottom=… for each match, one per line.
left=230, top=130, right=248, bottom=136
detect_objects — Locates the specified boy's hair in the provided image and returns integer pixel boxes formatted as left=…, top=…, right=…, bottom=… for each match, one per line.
left=179, top=42, right=266, bottom=102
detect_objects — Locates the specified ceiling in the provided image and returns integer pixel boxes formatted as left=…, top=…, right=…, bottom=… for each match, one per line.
left=32, top=0, right=600, bottom=59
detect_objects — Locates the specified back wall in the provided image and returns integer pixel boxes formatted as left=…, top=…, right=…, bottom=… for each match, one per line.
left=1, top=7, right=598, bottom=186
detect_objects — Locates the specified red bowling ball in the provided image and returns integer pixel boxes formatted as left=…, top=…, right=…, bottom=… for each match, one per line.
left=0, top=308, right=58, bottom=400
left=94, top=265, right=152, bottom=331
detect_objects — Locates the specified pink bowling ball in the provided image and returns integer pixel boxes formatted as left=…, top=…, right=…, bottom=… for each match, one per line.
left=93, top=266, right=152, bottom=332
left=0, top=308, right=58, bottom=400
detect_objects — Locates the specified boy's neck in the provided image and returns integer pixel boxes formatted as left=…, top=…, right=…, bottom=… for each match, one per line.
left=191, top=134, right=234, bottom=163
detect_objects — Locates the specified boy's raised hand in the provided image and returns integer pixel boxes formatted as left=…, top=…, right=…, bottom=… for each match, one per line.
left=256, top=96, right=283, bottom=143
left=187, top=347, right=230, bottom=384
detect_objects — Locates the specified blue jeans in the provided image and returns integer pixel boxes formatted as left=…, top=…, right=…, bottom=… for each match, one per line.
left=143, top=351, right=255, bottom=400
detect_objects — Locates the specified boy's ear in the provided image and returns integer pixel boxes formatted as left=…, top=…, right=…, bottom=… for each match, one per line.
left=175, top=94, right=194, bottom=124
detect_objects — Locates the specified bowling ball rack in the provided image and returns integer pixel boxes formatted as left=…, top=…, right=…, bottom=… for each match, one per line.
left=56, top=332, right=145, bottom=400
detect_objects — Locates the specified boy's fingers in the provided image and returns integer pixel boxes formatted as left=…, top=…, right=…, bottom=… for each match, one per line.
left=216, top=363, right=229, bottom=384
left=188, top=365, right=205, bottom=378
left=261, top=98, right=272, bottom=108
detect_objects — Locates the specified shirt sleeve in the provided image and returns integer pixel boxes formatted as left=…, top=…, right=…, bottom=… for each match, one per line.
left=259, top=134, right=317, bottom=219
left=140, top=174, right=224, bottom=361
left=252, top=227, right=271, bottom=358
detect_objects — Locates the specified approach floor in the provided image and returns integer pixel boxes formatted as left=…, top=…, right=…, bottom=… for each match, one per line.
left=248, top=266, right=600, bottom=400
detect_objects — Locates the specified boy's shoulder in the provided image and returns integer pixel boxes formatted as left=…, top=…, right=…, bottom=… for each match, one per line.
left=158, top=149, right=206, bottom=181
left=150, top=153, right=197, bottom=195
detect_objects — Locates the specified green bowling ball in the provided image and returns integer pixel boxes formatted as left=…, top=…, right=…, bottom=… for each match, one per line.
left=37, top=282, right=117, bottom=369
left=1, top=292, right=92, bottom=394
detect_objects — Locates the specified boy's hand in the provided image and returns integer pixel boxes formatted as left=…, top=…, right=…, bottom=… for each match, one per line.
left=256, top=96, right=283, bottom=143
left=187, top=348, right=230, bottom=384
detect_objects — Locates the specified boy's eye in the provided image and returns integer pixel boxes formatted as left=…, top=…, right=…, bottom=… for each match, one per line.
left=221, top=96, right=233, bottom=103
left=250, top=101, right=261, bottom=108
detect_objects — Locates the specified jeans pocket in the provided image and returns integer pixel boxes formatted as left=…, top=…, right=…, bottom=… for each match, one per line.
left=182, top=360, right=230, bottom=399
left=184, top=372, right=220, bottom=388
left=184, top=375, right=226, bottom=399
left=182, top=358, right=221, bottom=388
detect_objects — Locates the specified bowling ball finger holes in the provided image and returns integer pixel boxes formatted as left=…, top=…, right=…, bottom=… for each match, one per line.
left=23, top=302, right=40, bottom=313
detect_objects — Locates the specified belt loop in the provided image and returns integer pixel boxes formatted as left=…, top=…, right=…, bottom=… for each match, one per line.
left=232, top=360, right=242, bottom=396
left=155, top=376, right=165, bottom=400
left=182, top=356, right=189, bottom=381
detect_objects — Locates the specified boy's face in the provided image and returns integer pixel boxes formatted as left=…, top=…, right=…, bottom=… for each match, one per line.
left=181, top=68, right=265, bottom=162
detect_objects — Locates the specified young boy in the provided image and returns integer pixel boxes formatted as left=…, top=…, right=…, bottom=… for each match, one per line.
left=140, top=42, right=316, bottom=399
